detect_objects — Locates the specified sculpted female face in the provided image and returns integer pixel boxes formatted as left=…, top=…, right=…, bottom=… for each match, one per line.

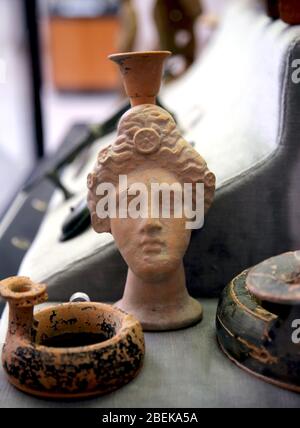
left=87, top=104, right=215, bottom=283
left=110, top=167, right=191, bottom=282
left=87, top=104, right=215, bottom=330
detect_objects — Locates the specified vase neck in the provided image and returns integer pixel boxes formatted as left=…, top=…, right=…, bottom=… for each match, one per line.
left=130, top=96, right=156, bottom=107
left=122, top=263, right=190, bottom=308
left=7, top=304, right=34, bottom=342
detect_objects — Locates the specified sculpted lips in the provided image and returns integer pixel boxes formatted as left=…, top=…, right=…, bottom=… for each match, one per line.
left=141, top=239, right=165, bottom=253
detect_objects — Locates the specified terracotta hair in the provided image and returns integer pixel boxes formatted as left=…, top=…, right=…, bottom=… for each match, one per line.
left=87, top=105, right=215, bottom=233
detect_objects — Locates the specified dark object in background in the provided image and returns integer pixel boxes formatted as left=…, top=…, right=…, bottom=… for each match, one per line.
left=0, top=0, right=45, bottom=313
left=24, top=0, right=44, bottom=159
left=0, top=102, right=128, bottom=306
left=266, top=0, right=280, bottom=18
left=154, top=0, right=202, bottom=79
left=265, top=0, right=300, bottom=24
left=0, top=181, right=53, bottom=314
left=217, top=252, right=300, bottom=393
left=25, top=101, right=131, bottom=198
left=60, top=199, right=91, bottom=242
left=279, top=0, right=300, bottom=25
left=0, top=123, right=88, bottom=284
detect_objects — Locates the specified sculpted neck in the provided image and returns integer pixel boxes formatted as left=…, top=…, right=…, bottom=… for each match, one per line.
left=122, top=263, right=190, bottom=309
left=7, top=304, right=34, bottom=342
left=115, top=262, right=203, bottom=331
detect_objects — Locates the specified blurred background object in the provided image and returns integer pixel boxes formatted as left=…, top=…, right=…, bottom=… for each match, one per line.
left=0, top=0, right=225, bottom=286
left=117, top=0, right=219, bottom=80
left=265, top=0, right=300, bottom=24
left=46, top=0, right=120, bottom=91
left=0, top=0, right=43, bottom=218
left=117, top=0, right=137, bottom=53
left=40, top=0, right=223, bottom=153
left=154, top=0, right=203, bottom=79
left=266, top=0, right=280, bottom=19
left=279, top=0, right=300, bottom=25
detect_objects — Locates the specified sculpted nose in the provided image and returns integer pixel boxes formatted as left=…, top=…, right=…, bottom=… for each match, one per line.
left=140, top=217, right=162, bottom=235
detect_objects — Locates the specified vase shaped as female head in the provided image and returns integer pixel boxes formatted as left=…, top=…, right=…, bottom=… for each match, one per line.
left=87, top=104, right=215, bottom=330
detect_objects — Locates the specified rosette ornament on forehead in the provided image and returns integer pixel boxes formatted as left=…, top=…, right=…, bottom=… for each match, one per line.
left=109, top=51, right=171, bottom=157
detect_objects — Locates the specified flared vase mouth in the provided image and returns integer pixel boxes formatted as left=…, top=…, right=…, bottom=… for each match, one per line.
left=33, top=301, right=140, bottom=353
left=108, top=50, right=171, bottom=62
left=0, top=276, right=47, bottom=307
left=108, top=50, right=172, bottom=106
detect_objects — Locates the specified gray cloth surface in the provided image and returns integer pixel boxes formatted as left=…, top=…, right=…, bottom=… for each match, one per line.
left=0, top=299, right=299, bottom=408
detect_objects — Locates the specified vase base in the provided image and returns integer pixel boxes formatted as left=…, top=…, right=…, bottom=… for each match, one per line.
left=114, top=297, right=203, bottom=331
left=217, top=339, right=300, bottom=394
left=5, top=368, right=142, bottom=400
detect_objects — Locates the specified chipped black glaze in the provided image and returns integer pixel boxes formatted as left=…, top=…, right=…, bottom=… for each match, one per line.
left=247, top=251, right=300, bottom=304
left=0, top=277, right=145, bottom=399
left=216, top=255, right=300, bottom=392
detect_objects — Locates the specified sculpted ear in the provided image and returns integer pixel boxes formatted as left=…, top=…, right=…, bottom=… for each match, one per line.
left=87, top=192, right=111, bottom=234
left=91, top=213, right=111, bottom=234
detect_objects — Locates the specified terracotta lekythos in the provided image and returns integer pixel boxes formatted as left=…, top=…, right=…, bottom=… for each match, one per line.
left=217, top=252, right=300, bottom=392
left=0, top=276, right=144, bottom=398
left=87, top=51, right=216, bottom=331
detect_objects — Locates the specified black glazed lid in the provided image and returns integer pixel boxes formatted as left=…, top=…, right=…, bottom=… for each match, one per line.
left=247, top=251, right=300, bottom=305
